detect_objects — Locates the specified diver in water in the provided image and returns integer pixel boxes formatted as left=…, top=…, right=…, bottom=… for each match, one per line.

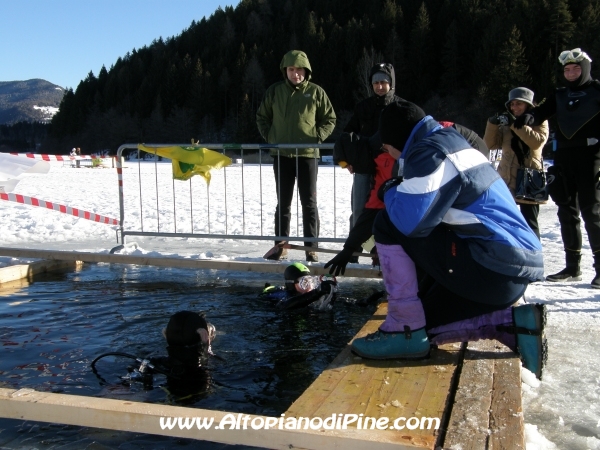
left=91, top=310, right=217, bottom=400
left=152, top=310, right=216, bottom=378
left=260, top=262, right=338, bottom=311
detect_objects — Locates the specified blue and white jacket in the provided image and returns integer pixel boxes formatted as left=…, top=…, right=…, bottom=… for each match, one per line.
left=384, top=116, right=544, bottom=280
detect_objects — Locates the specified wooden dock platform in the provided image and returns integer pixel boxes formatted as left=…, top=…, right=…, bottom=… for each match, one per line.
left=0, top=259, right=83, bottom=286
left=286, top=302, right=525, bottom=449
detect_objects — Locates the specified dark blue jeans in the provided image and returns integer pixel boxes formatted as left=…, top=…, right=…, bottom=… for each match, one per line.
left=374, top=210, right=528, bottom=328
left=273, top=156, right=320, bottom=248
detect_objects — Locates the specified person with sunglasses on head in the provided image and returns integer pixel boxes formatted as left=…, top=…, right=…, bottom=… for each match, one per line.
left=484, top=88, right=549, bottom=239
left=514, top=48, right=600, bottom=287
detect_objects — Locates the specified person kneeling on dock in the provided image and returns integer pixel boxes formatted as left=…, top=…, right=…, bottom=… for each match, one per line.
left=350, top=101, right=548, bottom=379
left=260, top=262, right=338, bottom=311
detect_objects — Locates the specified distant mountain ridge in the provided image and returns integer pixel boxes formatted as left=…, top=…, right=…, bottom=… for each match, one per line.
left=0, top=79, right=64, bottom=125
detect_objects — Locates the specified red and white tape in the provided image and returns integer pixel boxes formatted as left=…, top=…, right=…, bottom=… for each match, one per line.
left=0, top=193, right=119, bottom=226
left=9, top=153, right=100, bottom=161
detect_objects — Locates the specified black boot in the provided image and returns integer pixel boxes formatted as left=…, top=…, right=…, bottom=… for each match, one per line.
left=592, top=253, right=600, bottom=289
left=546, top=250, right=582, bottom=282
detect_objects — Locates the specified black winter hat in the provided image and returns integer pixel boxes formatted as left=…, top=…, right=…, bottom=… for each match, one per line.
left=165, top=311, right=208, bottom=347
left=379, top=101, right=426, bottom=150
left=369, top=63, right=396, bottom=92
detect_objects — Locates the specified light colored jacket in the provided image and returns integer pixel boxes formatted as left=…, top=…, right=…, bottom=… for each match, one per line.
left=256, top=50, right=336, bottom=158
left=483, top=120, right=549, bottom=201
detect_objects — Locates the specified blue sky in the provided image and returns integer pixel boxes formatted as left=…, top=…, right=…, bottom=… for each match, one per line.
left=0, top=0, right=235, bottom=89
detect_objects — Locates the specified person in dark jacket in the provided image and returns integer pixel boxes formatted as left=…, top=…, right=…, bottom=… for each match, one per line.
left=515, top=48, right=600, bottom=287
left=257, top=50, right=336, bottom=263
left=349, top=101, right=547, bottom=379
left=335, top=64, right=404, bottom=261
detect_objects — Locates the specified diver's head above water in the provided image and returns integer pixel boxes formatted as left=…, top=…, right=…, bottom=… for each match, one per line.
left=163, top=310, right=216, bottom=361
left=283, top=262, right=312, bottom=293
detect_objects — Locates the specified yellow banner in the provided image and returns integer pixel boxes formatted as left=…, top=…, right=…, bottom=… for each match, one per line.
left=137, top=145, right=232, bottom=183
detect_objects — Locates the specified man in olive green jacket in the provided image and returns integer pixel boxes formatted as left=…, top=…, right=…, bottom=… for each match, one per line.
left=257, top=50, right=336, bottom=262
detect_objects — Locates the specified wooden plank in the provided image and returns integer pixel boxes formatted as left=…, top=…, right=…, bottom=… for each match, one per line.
left=0, top=259, right=83, bottom=285
left=0, top=247, right=381, bottom=279
left=0, top=387, right=426, bottom=449
left=443, top=341, right=494, bottom=449
left=443, top=339, right=524, bottom=450
left=489, top=344, right=524, bottom=449
left=286, top=302, right=462, bottom=450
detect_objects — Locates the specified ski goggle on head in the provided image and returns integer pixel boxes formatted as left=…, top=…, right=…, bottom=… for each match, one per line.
left=558, top=48, right=592, bottom=65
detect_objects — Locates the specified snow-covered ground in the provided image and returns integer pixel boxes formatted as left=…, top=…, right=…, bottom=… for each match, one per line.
left=32, top=104, right=59, bottom=121
left=0, top=158, right=599, bottom=450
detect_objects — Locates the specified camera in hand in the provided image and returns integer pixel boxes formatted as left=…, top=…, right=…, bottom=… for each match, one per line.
left=497, top=114, right=511, bottom=126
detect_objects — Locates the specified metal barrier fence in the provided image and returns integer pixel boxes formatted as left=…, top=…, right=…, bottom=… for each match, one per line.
left=114, top=143, right=354, bottom=251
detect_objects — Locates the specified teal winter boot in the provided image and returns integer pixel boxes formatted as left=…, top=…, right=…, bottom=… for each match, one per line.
left=351, top=243, right=430, bottom=360
left=351, top=326, right=430, bottom=360
left=503, top=304, right=548, bottom=379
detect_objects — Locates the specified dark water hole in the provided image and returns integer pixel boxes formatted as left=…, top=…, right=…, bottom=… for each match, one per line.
left=0, top=263, right=380, bottom=449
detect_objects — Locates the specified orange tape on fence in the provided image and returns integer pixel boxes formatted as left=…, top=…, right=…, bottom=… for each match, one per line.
left=0, top=193, right=119, bottom=226
left=9, top=153, right=100, bottom=161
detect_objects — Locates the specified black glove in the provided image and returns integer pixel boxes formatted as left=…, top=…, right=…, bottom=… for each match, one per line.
left=320, top=279, right=337, bottom=294
left=370, top=246, right=379, bottom=266
left=368, top=130, right=383, bottom=155
left=377, top=176, right=403, bottom=201
left=491, top=111, right=516, bottom=126
left=333, top=132, right=351, bottom=164
left=514, top=113, right=534, bottom=129
left=324, top=247, right=355, bottom=276
left=488, top=114, right=502, bottom=125
left=521, top=114, right=534, bottom=126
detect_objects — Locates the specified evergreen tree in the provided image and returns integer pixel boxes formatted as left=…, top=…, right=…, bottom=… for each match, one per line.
left=486, top=26, right=531, bottom=107
left=236, top=93, right=261, bottom=143
left=243, top=55, right=266, bottom=110
left=536, top=50, right=557, bottom=101
left=354, top=47, right=384, bottom=102
left=189, top=58, right=205, bottom=121
left=440, top=20, right=460, bottom=95
left=384, top=29, right=405, bottom=76
left=577, top=2, right=600, bottom=74
left=407, top=2, right=434, bottom=103
left=548, top=0, right=576, bottom=60
left=165, top=106, right=195, bottom=142
left=219, top=67, right=232, bottom=122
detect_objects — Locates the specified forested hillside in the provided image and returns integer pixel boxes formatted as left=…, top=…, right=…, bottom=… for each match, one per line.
left=46, top=0, right=600, bottom=154
left=0, top=79, right=63, bottom=124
